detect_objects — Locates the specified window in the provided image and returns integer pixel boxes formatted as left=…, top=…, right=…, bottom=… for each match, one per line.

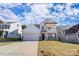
left=7, top=25, right=10, bottom=29
left=5, top=25, right=7, bottom=29
left=78, top=34, right=79, bottom=38
left=2, top=25, right=5, bottom=29
left=48, top=27, right=51, bottom=29
left=47, top=27, right=52, bottom=31
left=0, top=25, right=10, bottom=29
left=48, top=34, right=52, bottom=39
left=42, top=26, right=44, bottom=30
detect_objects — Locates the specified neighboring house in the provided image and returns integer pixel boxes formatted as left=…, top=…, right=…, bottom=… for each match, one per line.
left=23, top=18, right=57, bottom=41
left=57, top=24, right=79, bottom=43
left=23, top=24, right=41, bottom=41
left=0, top=20, right=22, bottom=40
left=65, top=24, right=79, bottom=43
left=56, top=25, right=73, bottom=41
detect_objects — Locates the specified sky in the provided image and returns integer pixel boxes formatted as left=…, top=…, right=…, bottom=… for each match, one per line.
left=0, top=3, right=79, bottom=25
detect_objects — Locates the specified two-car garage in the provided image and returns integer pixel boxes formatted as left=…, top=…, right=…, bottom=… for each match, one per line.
left=22, top=24, right=41, bottom=41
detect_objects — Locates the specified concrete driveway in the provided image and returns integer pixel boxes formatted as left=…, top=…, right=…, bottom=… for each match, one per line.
left=0, top=41, right=39, bottom=56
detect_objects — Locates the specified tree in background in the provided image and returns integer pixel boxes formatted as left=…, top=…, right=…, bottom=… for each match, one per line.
left=22, top=25, right=26, bottom=29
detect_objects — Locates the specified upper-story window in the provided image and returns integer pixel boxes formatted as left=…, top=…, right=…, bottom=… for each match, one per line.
left=7, top=25, right=10, bottom=29
left=47, top=27, right=52, bottom=30
left=0, top=25, right=10, bottom=29
left=48, top=27, right=51, bottom=29
left=42, top=26, right=44, bottom=30
left=2, top=25, right=5, bottom=29
left=5, top=25, right=7, bottom=29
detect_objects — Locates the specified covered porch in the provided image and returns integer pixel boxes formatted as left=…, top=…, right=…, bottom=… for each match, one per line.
left=40, top=32, right=57, bottom=40
left=0, top=30, right=8, bottom=38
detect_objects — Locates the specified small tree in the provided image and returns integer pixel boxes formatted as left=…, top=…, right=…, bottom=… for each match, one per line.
left=22, top=25, right=26, bottom=29
left=0, top=31, right=3, bottom=36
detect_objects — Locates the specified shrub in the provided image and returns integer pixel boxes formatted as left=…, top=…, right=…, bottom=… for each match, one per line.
left=0, top=38, right=18, bottom=41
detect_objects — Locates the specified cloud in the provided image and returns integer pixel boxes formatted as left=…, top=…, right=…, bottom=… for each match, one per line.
left=0, top=3, right=22, bottom=8
left=0, top=8, right=18, bottom=21
left=30, top=3, right=51, bottom=18
left=21, top=3, right=57, bottom=25
left=0, top=3, right=79, bottom=25
left=20, top=3, right=79, bottom=25
left=0, top=4, right=21, bottom=22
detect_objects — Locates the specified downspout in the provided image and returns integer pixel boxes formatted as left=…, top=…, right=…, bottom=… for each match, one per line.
left=56, top=29, right=58, bottom=41
left=76, top=32, right=79, bottom=43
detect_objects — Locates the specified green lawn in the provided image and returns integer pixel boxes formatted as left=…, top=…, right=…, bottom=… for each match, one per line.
left=0, top=42, right=15, bottom=46
left=0, top=38, right=18, bottom=41
left=38, top=41, right=79, bottom=56
left=0, top=38, right=18, bottom=46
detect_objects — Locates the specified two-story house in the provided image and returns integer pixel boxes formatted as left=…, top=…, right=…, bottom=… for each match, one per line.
left=0, top=20, right=22, bottom=40
left=40, top=18, right=57, bottom=40
left=23, top=18, right=57, bottom=41
left=57, top=24, right=79, bottom=43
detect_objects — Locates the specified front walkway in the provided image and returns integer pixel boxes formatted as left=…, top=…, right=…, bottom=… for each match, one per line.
left=0, top=41, right=38, bottom=56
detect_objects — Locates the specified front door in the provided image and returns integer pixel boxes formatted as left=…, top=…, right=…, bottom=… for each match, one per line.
left=42, top=34, right=45, bottom=40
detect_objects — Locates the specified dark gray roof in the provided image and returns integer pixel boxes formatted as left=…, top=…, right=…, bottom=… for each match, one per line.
left=34, top=24, right=40, bottom=29
left=41, top=18, right=57, bottom=24
left=56, top=25, right=73, bottom=30
left=65, top=23, right=79, bottom=34
left=65, top=29, right=78, bottom=34
left=6, top=22, right=16, bottom=24
left=0, top=19, right=16, bottom=24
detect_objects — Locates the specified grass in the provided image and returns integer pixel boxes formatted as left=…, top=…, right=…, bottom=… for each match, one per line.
left=0, top=42, right=15, bottom=46
left=0, top=38, right=18, bottom=46
left=38, top=40, right=79, bottom=56
left=0, top=38, right=18, bottom=41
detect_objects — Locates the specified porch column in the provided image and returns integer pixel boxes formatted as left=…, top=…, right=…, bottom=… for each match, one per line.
left=45, top=34, right=48, bottom=40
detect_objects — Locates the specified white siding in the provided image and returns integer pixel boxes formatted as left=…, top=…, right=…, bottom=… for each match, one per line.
left=7, top=23, right=22, bottom=38
left=56, top=26, right=66, bottom=41
left=66, top=34, right=79, bottom=43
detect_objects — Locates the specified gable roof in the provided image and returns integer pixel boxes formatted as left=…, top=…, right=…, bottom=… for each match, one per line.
left=57, top=25, right=73, bottom=30
left=70, top=24, right=79, bottom=30
left=0, top=19, right=17, bottom=24
left=65, top=23, right=79, bottom=34
left=23, top=24, right=41, bottom=31
left=41, top=18, right=57, bottom=24
left=34, top=24, right=40, bottom=29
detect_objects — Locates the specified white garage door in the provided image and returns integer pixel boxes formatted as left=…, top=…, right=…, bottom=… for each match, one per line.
left=23, top=33, right=40, bottom=41
left=23, top=24, right=41, bottom=41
